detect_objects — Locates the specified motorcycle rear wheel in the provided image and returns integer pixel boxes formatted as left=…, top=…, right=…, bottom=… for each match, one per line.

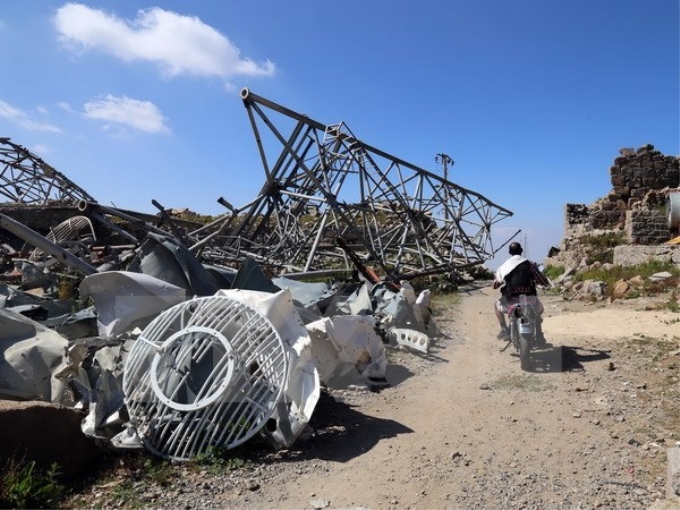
left=519, top=334, right=531, bottom=371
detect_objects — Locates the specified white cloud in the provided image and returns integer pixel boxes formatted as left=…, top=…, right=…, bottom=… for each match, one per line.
left=0, top=100, right=24, bottom=119
left=0, top=100, right=62, bottom=133
left=54, top=3, right=276, bottom=82
left=58, top=101, right=74, bottom=112
left=83, top=94, right=169, bottom=133
left=30, top=144, right=53, bottom=156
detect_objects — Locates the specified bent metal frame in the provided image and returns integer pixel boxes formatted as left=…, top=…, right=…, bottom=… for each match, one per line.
left=0, top=137, right=95, bottom=205
left=0, top=94, right=517, bottom=281
left=189, top=89, right=516, bottom=280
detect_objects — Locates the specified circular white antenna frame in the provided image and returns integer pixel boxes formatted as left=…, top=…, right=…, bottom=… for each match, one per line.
left=149, top=325, right=235, bottom=412
left=123, top=295, right=289, bottom=460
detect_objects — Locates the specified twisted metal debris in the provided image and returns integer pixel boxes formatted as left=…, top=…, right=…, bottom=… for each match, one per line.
left=1, top=91, right=515, bottom=281
left=0, top=92, right=518, bottom=461
left=0, top=138, right=95, bottom=205
left=188, top=89, right=514, bottom=279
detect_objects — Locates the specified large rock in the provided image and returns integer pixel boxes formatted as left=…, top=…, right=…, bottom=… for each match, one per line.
left=612, top=279, right=630, bottom=299
left=0, top=400, right=99, bottom=480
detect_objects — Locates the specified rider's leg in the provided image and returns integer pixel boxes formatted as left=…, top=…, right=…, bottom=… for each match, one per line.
left=535, top=318, right=552, bottom=347
left=532, top=298, right=551, bottom=346
left=535, top=316, right=545, bottom=341
left=494, top=299, right=510, bottom=339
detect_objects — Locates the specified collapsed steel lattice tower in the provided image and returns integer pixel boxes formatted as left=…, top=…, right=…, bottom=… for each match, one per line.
left=193, top=89, right=515, bottom=280
left=0, top=138, right=95, bottom=205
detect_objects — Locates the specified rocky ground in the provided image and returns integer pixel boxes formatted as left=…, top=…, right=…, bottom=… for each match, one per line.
left=65, top=282, right=680, bottom=509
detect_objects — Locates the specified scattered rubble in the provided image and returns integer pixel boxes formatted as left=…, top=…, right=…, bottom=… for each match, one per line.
left=0, top=202, right=448, bottom=463
left=0, top=90, right=517, bottom=469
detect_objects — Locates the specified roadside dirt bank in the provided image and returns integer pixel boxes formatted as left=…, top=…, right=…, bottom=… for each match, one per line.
left=68, top=283, right=680, bottom=509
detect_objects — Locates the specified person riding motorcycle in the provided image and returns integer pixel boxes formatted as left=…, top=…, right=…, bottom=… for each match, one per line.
left=492, top=242, right=549, bottom=345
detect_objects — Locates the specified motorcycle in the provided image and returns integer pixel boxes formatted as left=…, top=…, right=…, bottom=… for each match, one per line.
left=507, top=294, right=538, bottom=371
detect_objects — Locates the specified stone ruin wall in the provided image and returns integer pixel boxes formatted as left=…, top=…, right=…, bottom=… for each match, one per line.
left=547, top=144, right=680, bottom=269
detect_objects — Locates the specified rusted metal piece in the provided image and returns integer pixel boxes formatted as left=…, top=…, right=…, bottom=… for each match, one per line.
left=669, top=191, right=680, bottom=234
left=190, top=89, right=516, bottom=279
left=336, top=237, right=400, bottom=291
left=151, top=199, right=191, bottom=247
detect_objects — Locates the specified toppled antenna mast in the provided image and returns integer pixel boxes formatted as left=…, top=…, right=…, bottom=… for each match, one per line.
left=0, top=138, right=95, bottom=205
left=192, top=89, right=514, bottom=280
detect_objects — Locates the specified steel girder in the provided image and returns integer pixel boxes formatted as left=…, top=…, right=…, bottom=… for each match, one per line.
left=0, top=137, right=95, bottom=205
left=192, top=89, right=515, bottom=280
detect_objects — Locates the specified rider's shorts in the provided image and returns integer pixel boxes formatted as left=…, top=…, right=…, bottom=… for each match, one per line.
left=495, top=295, right=544, bottom=315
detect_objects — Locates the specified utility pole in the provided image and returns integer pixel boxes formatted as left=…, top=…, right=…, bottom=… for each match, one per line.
left=435, top=153, right=454, bottom=220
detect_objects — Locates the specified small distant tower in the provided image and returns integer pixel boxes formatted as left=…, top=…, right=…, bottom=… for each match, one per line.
left=435, top=153, right=454, bottom=219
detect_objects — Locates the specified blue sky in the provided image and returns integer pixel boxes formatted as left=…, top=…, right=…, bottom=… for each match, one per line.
left=0, top=0, right=677, bottom=267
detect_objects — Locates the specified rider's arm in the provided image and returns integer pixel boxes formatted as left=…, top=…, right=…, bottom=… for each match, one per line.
left=529, top=262, right=551, bottom=288
left=492, top=267, right=504, bottom=289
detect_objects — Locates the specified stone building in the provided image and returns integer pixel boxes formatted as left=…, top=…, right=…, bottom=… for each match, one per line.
left=547, top=144, right=680, bottom=269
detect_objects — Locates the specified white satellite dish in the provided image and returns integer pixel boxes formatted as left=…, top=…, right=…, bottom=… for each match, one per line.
left=123, top=295, right=288, bottom=460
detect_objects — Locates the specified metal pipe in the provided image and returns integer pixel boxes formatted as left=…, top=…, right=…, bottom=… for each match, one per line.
left=189, top=216, right=233, bottom=253
left=151, top=199, right=190, bottom=246
left=88, top=210, right=139, bottom=245
left=77, top=200, right=168, bottom=236
left=304, top=212, right=329, bottom=272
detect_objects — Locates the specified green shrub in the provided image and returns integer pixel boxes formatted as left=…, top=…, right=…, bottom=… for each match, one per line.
left=192, top=446, right=251, bottom=475
left=543, top=265, right=564, bottom=281
left=467, top=264, right=494, bottom=280
left=659, top=290, right=680, bottom=312
left=578, top=231, right=627, bottom=265
left=0, top=460, right=64, bottom=509
left=579, top=231, right=627, bottom=250
left=574, top=261, right=680, bottom=299
left=586, top=251, right=614, bottom=265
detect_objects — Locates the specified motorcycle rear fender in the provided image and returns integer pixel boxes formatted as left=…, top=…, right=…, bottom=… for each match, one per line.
left=519, top=321, right=533, bottom=335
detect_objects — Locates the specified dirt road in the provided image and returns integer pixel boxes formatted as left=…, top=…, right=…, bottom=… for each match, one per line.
left=72, top=283, right=679, bottom=509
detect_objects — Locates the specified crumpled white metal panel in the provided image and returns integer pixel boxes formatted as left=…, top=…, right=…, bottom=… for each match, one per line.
left=0, top=308, right=88, bottom=404
left=373, top=284, right=437, bottom=352
left=306, top=315, right=387, bottom=385
left=122, top=290, right=319, bottom=459
left=79, top=271, right=187, bottom=338
left=215, top=289, right=320, bottom=449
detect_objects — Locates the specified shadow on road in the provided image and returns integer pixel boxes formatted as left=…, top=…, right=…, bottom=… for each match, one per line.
left=278, top=391, right=414, bottom=464
left=529, top=345, right=611, bottom=373
left=384, top=363, right=416, bottom=387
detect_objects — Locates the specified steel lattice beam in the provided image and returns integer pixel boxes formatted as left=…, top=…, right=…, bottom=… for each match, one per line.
left=0, top=137, right=95, bottom=205
left=192, top=89, right=516, bottom=280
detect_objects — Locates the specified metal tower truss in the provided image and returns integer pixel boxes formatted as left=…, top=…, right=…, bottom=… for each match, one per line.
left=0, top=137, right=95, bottom=205
left=192, top=89, right=516, bottom=280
